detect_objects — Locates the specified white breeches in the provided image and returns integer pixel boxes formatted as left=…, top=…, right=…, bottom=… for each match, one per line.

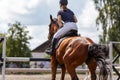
left=53, top=22, right=78, bottom=39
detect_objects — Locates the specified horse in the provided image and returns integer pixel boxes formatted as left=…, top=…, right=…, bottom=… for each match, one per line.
left=48, top=15, right=109, bottom=80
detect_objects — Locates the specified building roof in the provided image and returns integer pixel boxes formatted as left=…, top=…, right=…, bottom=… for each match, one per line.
left=32, top=40, right=51, bottom=52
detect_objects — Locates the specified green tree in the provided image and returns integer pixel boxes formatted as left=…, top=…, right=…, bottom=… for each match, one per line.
left=7, top=21, right=32, bottom=57
left=93, top=0, right=120, bottom=43
left=6, top=22, right=32, bottom=67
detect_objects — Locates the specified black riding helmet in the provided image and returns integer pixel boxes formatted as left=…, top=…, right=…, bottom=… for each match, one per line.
left=59, top=0, right=68, bottom=5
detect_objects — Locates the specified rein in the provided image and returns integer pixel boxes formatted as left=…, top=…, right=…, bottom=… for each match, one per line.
left=48, top=18, right=60, bottom=40
left=54, top=21, right=59, bottom=29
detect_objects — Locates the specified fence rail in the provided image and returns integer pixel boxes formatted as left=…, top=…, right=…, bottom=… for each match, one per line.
left=4, top=68, right=98, bottom=73
left=6, top=57, right=50, bottom=62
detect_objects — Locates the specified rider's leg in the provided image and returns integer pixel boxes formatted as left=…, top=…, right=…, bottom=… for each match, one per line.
left=45, top=26, right=66, bottom=55
left=46, top=22, right=78, bottom=55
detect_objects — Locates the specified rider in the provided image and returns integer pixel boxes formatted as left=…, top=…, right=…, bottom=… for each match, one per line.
left=46, top=0, right=78, bottom=55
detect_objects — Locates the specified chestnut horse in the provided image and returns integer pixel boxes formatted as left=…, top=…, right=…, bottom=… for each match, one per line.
left=48, top=15, right=108, bottom=80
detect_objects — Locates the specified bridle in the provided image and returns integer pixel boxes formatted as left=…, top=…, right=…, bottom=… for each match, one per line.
left=52, top=18, right=60, bottom=29
left=48, top=18, right=60, bottom=40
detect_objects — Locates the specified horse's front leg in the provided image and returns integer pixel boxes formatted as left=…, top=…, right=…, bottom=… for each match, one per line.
left=60, top=65, right=66, bottom=80
left=51, top=56, right=58, bottom=80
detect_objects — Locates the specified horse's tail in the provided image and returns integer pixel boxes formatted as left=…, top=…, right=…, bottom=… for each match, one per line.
left=88, top=43, right=109, bottom=80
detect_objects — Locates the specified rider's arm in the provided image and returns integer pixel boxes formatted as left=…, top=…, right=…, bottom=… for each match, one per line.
left=57, top=15, right=63, bottom=28
left=73, top=15, right=78, bottom=23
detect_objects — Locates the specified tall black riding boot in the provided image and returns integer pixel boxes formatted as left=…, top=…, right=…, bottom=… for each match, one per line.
left=46, top=38, right=58, bottom=55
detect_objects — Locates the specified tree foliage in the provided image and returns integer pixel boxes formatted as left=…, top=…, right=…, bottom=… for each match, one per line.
left=93, top=0, right=120, bottom=43
left=6, top=21, right=32, bottom=57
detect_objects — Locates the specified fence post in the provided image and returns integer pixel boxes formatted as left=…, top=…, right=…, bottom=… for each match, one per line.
left=109, top=42, right=114, bottom=80
left=2, top=37, right=6, bottom=80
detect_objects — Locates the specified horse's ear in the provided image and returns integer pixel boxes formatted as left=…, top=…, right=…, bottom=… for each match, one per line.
left=50, top=15, right=53, bottom=22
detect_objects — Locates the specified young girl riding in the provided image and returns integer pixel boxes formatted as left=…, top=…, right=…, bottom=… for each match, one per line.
left=46, top=0, right=78, bottom=55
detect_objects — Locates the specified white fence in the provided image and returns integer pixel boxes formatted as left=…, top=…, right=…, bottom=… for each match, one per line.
left=109, top=42, right=120, bottom=80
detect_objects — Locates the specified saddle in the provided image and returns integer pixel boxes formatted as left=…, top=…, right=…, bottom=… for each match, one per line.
left=55, top=30, right=78, bottom=49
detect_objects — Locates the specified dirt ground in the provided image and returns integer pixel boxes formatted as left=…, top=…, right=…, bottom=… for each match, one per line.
left=0, top=74, right=117, bottom=80
left=0, top=74, right=88, bottom=80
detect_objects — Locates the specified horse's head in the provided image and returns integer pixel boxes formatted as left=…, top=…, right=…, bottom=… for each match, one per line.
left=89, top=44, right=109, bottom=80
left=48, top=15, right=59, bottom=40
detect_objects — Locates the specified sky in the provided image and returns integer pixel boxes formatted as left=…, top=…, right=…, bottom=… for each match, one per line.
left=0, top=0, right=101, bottom=50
